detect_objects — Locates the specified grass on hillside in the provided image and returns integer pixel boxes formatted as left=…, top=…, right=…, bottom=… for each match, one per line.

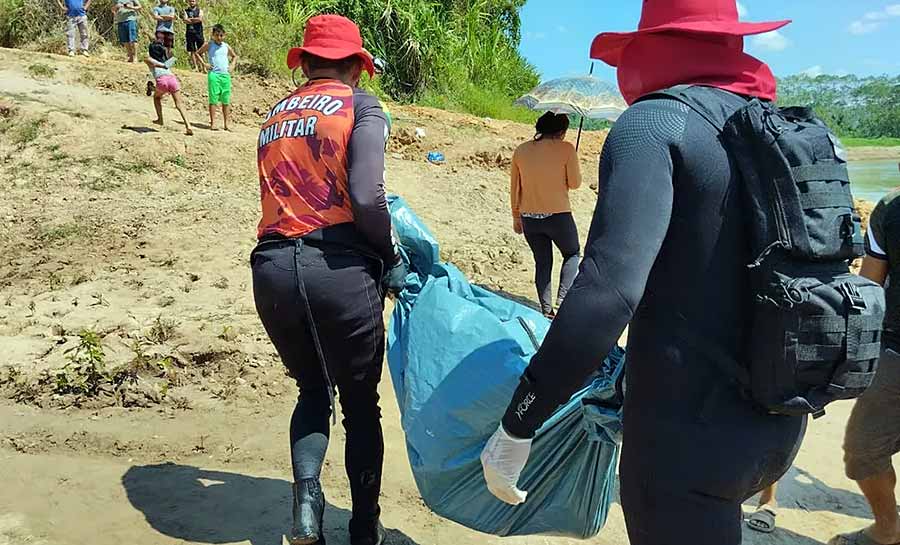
left=843, top=137, right=900, bottom=148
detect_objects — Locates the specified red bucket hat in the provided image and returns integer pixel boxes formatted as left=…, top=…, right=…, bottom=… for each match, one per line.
left=287, top=14, right=375, bottom=77
left=591, top=0, right=790, bottom=67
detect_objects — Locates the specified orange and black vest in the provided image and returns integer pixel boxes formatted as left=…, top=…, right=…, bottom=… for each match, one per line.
left=256, top=79, right=356, bottom=239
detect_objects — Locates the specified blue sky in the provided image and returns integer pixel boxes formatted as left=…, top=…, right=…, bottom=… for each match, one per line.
left=519, top=0, right=900, bottom=83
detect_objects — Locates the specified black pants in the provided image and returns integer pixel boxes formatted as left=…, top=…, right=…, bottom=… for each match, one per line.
left=522, top=212, right=580, bottom=314
left=251, top=238, right=385, bottom=534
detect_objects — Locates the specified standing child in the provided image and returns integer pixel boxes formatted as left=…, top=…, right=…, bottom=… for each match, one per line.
left=151, top=0, right=176, bottom=59
left=196, top=24, right=236, bottom=131
left=113, top=0, right=141, bottom=62
left=181, top=0, right=204, bottom=71
left=56, top=0, right=91, bottom=56
left=145, top=41, right=193, bottom=136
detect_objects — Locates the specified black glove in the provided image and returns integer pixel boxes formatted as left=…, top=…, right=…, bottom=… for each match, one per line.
left=382, top=255, right=409, bottom=295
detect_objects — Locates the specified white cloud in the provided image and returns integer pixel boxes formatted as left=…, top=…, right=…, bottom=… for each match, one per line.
left=850, top=3, right=900, bottom=34
left=800, top=65, right=824, bottom=77
left=864, top=10, right=890, bottom=20
left=850, top=20, right=883, bottom=34
left=750, top=30, right=791, bottom=52
left=737, top=1, right=749, bottom=18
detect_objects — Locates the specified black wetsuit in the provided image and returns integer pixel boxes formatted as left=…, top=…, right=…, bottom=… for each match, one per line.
left=501, top=92, right=807, bottom=545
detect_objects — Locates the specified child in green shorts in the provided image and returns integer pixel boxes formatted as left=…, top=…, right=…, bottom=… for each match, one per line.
left=196, top=24, right=237, bottom=131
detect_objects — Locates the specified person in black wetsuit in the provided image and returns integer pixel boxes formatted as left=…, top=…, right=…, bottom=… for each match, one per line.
left=480, top=2, right=807, bottom=544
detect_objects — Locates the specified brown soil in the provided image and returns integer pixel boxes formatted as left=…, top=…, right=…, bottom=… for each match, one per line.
left=0, top=47, right=888, bottom=545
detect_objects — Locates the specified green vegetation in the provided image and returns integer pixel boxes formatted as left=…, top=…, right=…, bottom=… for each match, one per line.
left=166, top=154, right=187, bottom=168
left=778, top=75, right=900, bottom=139
left=422, top=87, right=539, bottom=124
left=0, top=115, right=47, bottom=146
left=40, top=222, right=86, bottom=242
left=54, top=330, right=111, bottom=396
left=26, top=62, right=55, bottom=78
left=842, top=137, right=900, bottom=148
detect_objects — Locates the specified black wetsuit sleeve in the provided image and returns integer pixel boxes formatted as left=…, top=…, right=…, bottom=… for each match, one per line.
left=502, top=100, right=688, bottom=438
left=348, top=89, right=396, bottom=266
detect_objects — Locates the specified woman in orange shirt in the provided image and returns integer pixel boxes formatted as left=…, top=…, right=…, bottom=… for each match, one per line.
left=510, top=112, right=582, bottom=318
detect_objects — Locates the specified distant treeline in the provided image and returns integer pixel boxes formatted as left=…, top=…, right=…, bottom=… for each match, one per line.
left=576, top=75, right=900, bottom=136
left=778, top=75, right=900, bottom=138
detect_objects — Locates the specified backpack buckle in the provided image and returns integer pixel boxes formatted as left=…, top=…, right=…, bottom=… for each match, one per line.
left=840, top=283, right=866, bottom=311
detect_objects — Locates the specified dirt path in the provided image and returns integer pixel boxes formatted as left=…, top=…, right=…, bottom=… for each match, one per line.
left=0, top=48, right=894, bottom=545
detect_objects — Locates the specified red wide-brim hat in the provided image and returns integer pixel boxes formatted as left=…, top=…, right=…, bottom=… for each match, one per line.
left=287, top=14, right=375, bottom=77
left=591, top=0, right=791, bottom=67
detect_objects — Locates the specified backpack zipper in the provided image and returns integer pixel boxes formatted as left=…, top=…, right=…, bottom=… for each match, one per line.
left=764, top=109, right=792, bottom=250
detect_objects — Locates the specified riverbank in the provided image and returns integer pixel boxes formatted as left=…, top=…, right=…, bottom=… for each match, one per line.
left=848, top=146, right=900, bottom=161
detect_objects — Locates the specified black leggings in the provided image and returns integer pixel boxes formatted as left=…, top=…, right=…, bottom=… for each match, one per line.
left=522, top=212, right=580, bottom=314
left=251, top=239, right=385, bottom=533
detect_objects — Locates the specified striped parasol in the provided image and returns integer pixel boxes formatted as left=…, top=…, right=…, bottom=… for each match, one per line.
left=516, top=76, right=627, bottom=121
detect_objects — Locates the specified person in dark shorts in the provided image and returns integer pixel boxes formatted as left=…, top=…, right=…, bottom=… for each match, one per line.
left=113, top=0, right=141, bottom=62
left=481, top=1, right=806, bottom=544
left=182, top=0, right=204, bottom=70
left=510, top=112, right=582, bottom=318
left=252, top=14, right=405, bottom=545
left=830, top=189, right=900, bottom=545
left=151, top=0, right=176, bottom=58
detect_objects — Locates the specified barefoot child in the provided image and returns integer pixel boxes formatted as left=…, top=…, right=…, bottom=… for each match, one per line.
left=145, top=41, right=193, bottom=135
left=196, top=24, right=236, bottom=131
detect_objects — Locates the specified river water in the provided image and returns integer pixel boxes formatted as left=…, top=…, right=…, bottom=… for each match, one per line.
left=849, top=159, right=899, bottom=203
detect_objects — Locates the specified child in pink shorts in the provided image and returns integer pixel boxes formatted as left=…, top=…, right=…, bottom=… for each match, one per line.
left=145, top=41, right=193, bottom=135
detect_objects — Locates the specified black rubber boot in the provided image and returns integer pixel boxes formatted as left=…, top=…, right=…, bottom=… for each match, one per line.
left=349, top=520, right=385, bottom=545
left=290, top=479, right=325, bottom=545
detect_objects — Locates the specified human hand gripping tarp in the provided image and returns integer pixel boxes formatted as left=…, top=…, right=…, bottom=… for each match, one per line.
left=385, top=195, right=626, bottom=538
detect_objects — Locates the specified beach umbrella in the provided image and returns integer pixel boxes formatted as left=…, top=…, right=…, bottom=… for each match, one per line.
left=516, top=71, right=626, bottom=150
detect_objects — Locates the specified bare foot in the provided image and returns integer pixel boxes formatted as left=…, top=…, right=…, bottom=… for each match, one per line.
left=185, top=129, right=194, bottom=136
left=831, top=525, right=900, bottom=545
left=152, top=119, right=163, bottom=126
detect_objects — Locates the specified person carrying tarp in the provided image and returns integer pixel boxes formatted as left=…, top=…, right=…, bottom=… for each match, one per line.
left=251, top=14, right=407, bottom=545
left=481, top=0, right=884, bottom=544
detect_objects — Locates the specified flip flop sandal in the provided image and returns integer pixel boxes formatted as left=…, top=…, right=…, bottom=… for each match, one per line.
left=829, top=530, right=900, bottom=545
left=746, top=506, right=777, bottom=534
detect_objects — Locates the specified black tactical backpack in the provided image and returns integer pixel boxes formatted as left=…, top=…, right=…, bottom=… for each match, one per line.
left=643, top=85, right=886, bottom=418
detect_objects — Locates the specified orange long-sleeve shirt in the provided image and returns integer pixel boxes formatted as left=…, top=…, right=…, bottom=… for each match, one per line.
left=510, top=138, right=582, bottom=219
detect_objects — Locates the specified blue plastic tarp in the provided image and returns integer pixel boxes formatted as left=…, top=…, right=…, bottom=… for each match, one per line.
left=386, top=196, right=625, bottom=539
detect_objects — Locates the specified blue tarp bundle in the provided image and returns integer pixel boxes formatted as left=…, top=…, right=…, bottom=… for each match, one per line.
left=386, top=196, right=625, bottom=539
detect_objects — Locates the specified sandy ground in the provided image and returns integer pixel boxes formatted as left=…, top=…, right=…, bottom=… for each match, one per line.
left=0, top=48, right=896, bottom=545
